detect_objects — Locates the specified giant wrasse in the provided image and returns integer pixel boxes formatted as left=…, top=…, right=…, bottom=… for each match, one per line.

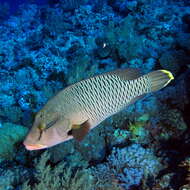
left=23, top=68, right=174, bottom=150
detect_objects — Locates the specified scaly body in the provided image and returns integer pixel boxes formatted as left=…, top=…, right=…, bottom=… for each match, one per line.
left=46, top=73, right=150, bottom=128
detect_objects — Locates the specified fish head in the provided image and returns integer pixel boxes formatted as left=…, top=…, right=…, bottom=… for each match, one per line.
left=23, top=110, right=73, bottom=150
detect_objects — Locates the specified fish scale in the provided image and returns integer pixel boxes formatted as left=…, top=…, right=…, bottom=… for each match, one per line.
left=68, top=74, right=149, bottom=127
left=48, top=73, right=150, bottom=126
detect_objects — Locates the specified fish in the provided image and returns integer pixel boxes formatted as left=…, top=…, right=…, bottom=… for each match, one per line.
left=23, top=68, right=174, bottom=150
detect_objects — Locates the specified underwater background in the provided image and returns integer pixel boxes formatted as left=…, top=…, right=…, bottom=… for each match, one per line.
left=0, top=0, right=190, bottom=189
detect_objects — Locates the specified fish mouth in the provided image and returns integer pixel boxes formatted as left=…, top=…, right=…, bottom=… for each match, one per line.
left=24, top=144, right=47, bottom=151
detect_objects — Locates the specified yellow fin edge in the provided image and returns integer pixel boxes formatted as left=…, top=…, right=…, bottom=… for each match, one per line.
left=160, top=70, right=174, bottom=80
left=160, top=70, right=174, bottom=87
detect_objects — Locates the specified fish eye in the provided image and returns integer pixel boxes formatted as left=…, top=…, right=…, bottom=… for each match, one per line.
left=67, top=130, right=73, bottom=136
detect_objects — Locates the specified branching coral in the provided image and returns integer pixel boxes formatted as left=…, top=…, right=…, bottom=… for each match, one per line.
left=22, top=151, right=93, bottom=190
left=91, top=144, right=163, bottom=189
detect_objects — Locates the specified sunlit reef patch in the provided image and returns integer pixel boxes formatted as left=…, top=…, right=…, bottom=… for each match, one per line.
left=0, top=0, right=190, bottom=189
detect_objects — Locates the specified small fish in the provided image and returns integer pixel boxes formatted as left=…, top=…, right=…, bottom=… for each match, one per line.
left=23, top=69, right=174, bottom=150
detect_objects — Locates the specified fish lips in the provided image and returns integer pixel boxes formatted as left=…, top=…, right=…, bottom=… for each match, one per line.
left=24, top=143, right=47, bottom=151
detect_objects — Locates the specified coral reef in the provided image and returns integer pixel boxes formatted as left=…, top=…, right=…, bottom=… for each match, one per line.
left=22, top=151, right=93, bottom=190
left=91, top=144, right=163, bottom=189
left=0, top=164, right=31, bottom=190
left=0, top=123, right=28, bottom=161
left=0, top=0, right=189, bottom=189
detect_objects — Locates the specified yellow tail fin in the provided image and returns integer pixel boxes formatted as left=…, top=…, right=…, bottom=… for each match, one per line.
left=147, top=70, right=174, bottom=92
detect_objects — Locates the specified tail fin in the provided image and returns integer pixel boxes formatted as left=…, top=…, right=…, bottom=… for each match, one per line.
left=147, top=70, right=174, bottom=92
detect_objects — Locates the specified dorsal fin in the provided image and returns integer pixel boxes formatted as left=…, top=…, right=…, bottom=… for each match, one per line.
left=104, top=68, right=141, bottom=81
left=71, top=120, right=91, bottom=142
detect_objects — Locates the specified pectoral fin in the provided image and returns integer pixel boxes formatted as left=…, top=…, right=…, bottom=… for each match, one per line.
left=71, top=120, right=91, bottom=142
